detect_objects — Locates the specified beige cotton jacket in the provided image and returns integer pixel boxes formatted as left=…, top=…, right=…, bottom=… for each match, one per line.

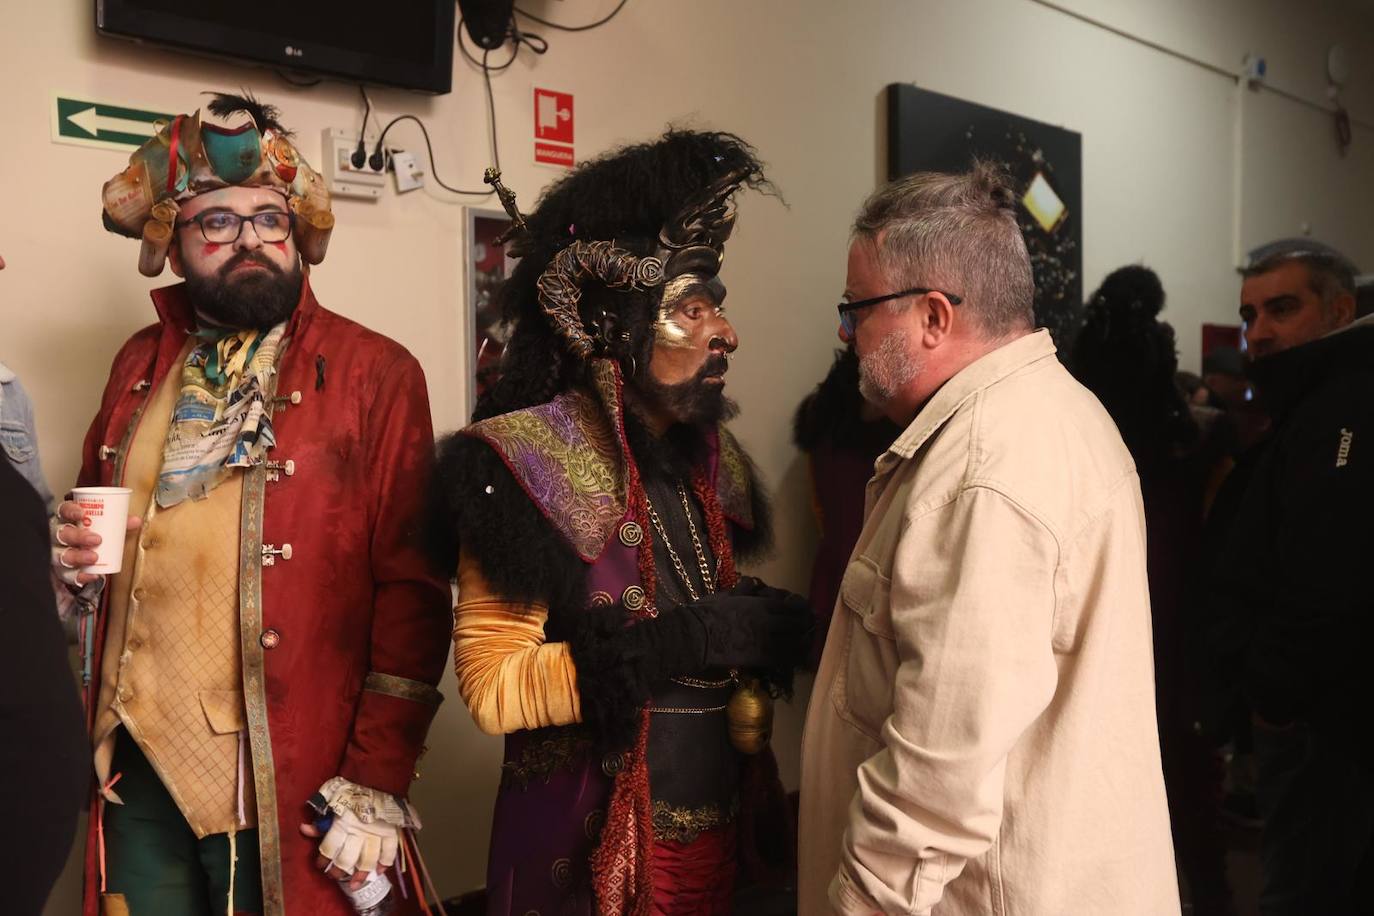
left=798, top=330, right=1179, bottom=916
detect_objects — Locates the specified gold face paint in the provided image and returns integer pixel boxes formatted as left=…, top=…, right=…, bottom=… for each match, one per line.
left=653, top=275, right=703, bottom=348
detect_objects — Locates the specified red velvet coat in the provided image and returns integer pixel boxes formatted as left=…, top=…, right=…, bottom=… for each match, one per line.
left=76, top=278, right=451, bottom=916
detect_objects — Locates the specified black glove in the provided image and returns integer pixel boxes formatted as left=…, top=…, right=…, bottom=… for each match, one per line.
left=567, top=578, right=813, bottom=748
left=673, top=577, right=813, bottom=673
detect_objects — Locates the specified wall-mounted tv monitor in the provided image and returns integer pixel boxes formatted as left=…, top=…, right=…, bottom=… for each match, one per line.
left=96, top=0, right=456, bottom=94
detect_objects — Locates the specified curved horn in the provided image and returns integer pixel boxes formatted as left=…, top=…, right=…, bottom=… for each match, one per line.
left=536, top=240, right=665, bottom=359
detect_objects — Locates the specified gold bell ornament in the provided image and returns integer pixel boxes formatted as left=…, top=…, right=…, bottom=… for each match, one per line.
left=726, top=677, right=774, bottom=755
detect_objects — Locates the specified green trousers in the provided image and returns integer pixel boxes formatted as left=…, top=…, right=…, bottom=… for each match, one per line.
left=103, top=731, right=263, bottom=915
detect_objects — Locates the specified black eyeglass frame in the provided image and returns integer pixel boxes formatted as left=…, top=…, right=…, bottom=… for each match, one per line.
left=837, top=286, right=964, bottom=335
left=175, top=210, right=296, bottom=245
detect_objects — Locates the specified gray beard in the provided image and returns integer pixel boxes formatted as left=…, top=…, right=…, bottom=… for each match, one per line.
left=858, top=330, right=921, bottom=404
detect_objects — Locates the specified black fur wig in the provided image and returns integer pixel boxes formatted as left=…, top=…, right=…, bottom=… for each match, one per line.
left=1070, top=265, right=1197, bottom=466
left=474, top=129, right=774, bottom=423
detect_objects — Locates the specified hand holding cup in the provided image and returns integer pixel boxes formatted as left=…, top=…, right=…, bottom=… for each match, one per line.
left=51, top=489, right=142, bottom=586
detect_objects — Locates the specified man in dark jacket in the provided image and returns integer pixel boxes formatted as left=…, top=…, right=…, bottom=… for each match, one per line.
left=2, top=447, right=89, bottom=915
left=1204, top=238, right=1371, bottom=914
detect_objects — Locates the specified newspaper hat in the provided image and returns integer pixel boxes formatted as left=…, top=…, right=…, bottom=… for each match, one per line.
left=101, top=92, right=333, bottom=277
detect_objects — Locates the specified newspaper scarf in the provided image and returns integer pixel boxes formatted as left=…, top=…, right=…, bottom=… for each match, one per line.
left=156, top=322, right=286, bottom=507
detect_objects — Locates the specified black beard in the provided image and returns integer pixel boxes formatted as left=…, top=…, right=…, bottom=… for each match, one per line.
left=183, top=251, right=303, bottom=330
left=622, top=409, right=700, bottom=482
left=634, top=354, right=738, bottom=429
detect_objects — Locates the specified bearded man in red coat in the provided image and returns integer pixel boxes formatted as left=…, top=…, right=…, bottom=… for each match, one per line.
left=49, top=92, right=450, bottom=916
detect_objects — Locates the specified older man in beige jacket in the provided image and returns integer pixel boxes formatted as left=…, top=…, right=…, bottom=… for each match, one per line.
left=799, top=163, right=1179, bottom=915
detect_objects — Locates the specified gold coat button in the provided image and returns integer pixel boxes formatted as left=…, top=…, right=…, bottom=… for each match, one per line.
left=260, top=628, right=282, bottom=649
left=588, top=590, right=614, bottom=608
left=621, top=585, right=646, bottom=612
left=584, top=809, right=605, bottom=841
left=617, top=521, right=644, bottom=548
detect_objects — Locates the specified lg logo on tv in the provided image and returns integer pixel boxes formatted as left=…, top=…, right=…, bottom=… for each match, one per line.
left=284, top=45, right=304, bottom=58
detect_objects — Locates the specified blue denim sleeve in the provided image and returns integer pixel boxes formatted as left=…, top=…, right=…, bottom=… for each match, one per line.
left=0, top=375, right=55, bottom=509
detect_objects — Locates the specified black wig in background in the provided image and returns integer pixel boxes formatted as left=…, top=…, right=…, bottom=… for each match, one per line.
left=793, top=347, right=901, bottom=457
left=792, top=347, right=900, bottom=667
left=472, top=129, right=773, bottom=423
left=1070, top=264, right=1198, bottom=467
left=1072, top=266, right=1236, bottom=910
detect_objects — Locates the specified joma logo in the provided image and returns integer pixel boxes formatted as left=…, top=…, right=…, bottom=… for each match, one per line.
left=1336, top=428, right=1354, bottom=467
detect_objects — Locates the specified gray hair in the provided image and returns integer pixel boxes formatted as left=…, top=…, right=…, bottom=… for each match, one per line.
left=852, top=160, right=1034, bottom=337
left=1241, top=237, right=1358, bottom=308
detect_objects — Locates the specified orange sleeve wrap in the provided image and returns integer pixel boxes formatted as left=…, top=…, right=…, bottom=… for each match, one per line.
left=452, top=550, right=583, bottom=735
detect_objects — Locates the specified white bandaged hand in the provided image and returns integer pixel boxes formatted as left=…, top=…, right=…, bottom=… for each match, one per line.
left=313, top=777, right=416, bottom=876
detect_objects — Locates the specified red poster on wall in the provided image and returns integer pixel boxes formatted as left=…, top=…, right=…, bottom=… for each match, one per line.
left=534, top=88, right=574, bottom=167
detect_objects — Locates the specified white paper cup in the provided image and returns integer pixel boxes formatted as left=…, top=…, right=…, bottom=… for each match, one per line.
left=70, top=486, right=134, bottom=575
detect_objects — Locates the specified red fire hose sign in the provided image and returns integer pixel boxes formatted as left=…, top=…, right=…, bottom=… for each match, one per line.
left=534, top=88, right=574, bottom=167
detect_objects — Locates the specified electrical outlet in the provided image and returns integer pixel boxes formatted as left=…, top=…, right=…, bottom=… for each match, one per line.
left=321, top=127, right=386, bottom=200
left=391, top=151, right=425, bottom=193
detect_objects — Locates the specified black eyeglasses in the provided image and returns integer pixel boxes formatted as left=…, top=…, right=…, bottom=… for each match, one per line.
left=177, top=210, right=294, bottom=245
left=837, top=286, right=963, bottom=336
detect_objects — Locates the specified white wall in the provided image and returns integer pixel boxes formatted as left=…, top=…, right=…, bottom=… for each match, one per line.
left=7, top=0, right=1370, bottom=910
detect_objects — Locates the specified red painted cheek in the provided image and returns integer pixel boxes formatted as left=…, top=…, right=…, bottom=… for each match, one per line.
left=201, top=242, right=222, bottom=256
left=270, top=241, right=287, bottom=253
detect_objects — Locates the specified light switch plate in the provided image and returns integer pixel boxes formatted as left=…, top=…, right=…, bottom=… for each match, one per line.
left=391, top=150, right=425, bottom=193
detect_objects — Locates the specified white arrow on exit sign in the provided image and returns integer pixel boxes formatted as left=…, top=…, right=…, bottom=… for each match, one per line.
left=66, top=106, right=160, bottom=139
left=50, top=91, right=175, bottom=152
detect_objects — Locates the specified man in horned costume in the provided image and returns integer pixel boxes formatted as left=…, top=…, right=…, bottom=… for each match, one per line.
left=433, top=132, right=811, bottom=914
left=49, top=93, right=450, bottom=915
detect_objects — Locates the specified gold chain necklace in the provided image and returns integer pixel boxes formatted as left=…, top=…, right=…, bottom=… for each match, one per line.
left=644, top=481, right=716, bottom=601
left=645, top=481, right=738, bottom=693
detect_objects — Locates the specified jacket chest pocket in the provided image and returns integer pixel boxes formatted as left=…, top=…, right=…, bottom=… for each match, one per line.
left=0, top=419, right=36, bottom=464
left=841, top=557, right=895, bottom=639
left=832, top=557, right=898, bottom=739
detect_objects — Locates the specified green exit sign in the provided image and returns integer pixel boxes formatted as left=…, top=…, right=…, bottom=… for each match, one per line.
left=50, top=91, right=174, bottom=152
